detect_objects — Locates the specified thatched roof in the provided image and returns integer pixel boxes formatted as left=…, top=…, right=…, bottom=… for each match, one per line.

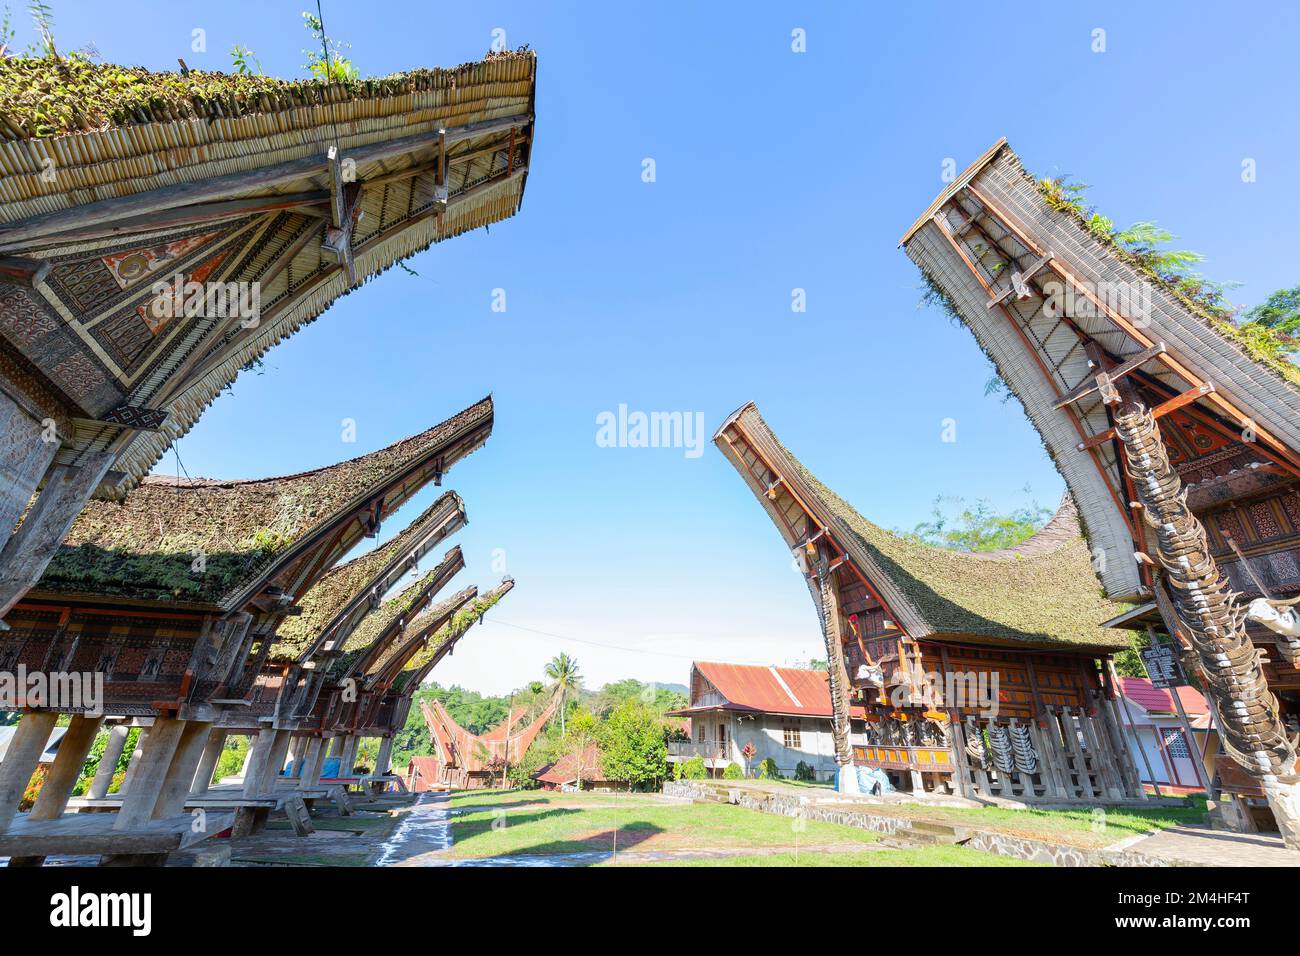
left=270, top=490, right=467, bottom=660
left=35, top=396, right=490, bottom=606
left=0, top=52, right=534, bottom=498
left=327, top=547, right=466, bottom=675
left=390, top=576, right=513, bottom=681
left=716, top=402, right=1129, bottom=650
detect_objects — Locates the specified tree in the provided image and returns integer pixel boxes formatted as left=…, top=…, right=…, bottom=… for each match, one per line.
left=905, top=494, right=1051, bottom=552
left=562, top=709, right=601, bottom=791
left=544, top=652, right=582, bottom=735
left=598, top=700, right=668, bottom=791
left=1243, top=285, right=1300, bottom=338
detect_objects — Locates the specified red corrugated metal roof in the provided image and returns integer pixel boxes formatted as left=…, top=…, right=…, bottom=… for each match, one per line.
left=682, top=661, right=866, bottom=718
left=1118, top=677, right=1207, bottom=716
left=534, top=745, right=602, bottom=786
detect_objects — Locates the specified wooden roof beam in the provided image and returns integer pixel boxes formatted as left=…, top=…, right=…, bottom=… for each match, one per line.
left=962, top=183, right=1300, bottom=477
left=1076, top=382, right=1217, bottom=451
left=1053, top=342, right=1168, bottom=409
left=0, top=112, right=533, bottom=249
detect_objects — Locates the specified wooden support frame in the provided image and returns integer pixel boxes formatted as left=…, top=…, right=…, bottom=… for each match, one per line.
left=962, top=182, right=1300, bottom=477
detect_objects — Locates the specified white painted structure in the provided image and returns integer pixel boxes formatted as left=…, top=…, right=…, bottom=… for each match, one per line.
left=668, top=662, right=864, bottom=781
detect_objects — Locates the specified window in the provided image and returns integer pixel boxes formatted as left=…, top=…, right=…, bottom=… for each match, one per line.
left=1162, top=728, right=1190, bottom=759
left=696, top=723, right=705, bottom=743
left=783, top=726, right=802, bottom=749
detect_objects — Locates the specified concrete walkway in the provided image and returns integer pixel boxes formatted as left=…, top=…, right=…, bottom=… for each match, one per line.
left=1124, top=825, right=1299, bottom=867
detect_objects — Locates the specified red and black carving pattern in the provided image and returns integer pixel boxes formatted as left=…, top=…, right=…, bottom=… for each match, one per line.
left=0, top=288, right=59, bottom=346
left=1249, top=501, right=1282, bottom=540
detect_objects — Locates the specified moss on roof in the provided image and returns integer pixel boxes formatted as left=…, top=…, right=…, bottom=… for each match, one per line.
left=270, top=492, right=464, bottom=659
left=36, top=397, right=490, bottom=604
left=399, top=582, right=511, bottom=674
left=741, top=406, right=1129, bottom=650
left=0, top=50, right=535, bottom=139
left=327, top=567, right=446, bottom=676
left=390, top=579, right=514, bottom=692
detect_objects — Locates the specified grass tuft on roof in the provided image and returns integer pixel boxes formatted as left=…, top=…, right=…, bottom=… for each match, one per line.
left=0, top=50, right=535, bottom=139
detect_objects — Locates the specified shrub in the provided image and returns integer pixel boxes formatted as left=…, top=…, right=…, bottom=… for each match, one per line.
left=757, top=757, right=782, bottom=780
left=680, top=755, right=708, bottom=780
left=794, top=760, right=816, bottom=782
left=722, top=762, right=744, bottom=779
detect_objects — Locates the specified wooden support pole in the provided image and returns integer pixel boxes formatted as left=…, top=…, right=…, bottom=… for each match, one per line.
left=189, top=729, right=226, bottom=796
left=152, top=720, right=212, bottom=818
left=87, top=724, right=130, bottom=799
left=298, top=738, right=325, bottom=788
left=28, top=714, right=101, bottom=821
left=113, top=717, right=184, bottom=830
left=374, top=736, right=394, bottom=777
left=0, top=452, right=115, bottom=621
left=258, top=730, right=293, bottom=795
left=0, top=711, right=58, bottom=831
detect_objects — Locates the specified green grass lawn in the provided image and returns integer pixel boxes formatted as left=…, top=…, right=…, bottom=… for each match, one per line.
left=445, top=789, right=1016, bottom=865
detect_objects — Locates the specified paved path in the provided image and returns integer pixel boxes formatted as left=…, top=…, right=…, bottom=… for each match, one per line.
left=1126, top=825, right=1300, bottom=866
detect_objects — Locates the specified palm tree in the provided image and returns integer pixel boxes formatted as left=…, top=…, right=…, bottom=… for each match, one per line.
left=544, top=653, right=581, bottom=735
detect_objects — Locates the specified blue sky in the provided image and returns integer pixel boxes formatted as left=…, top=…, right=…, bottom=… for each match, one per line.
left=37, top=2, right=1300, bottom=693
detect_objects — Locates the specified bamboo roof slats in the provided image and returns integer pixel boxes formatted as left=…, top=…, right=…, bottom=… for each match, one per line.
left=390, top=577, right=514, bottom=693
left=34, top=395, right=492, bottom=606
left=715, top=402, right=1130, bottom=650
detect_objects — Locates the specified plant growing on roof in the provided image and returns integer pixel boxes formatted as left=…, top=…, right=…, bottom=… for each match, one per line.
left=229, top=44, right=262, bottom=76
left=26, top=1, right=54, bottom=58
left=301, top=10, right=358, bottom=82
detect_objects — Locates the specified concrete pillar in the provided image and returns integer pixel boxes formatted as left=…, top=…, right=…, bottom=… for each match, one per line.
left=190, top=730, right=227, bottom=796
left=374, top=737, right=394, bottom=776
left=28, top=714, right=102, bottom=820
left=114, top=717, right=185, bottom=830
left=152, top=721, right=212, bottom=818
left=88, top=724, right=130, bottom=799
left=298, top=738, right=324, bottom=788
left=0, top=711, right=58, bottom=831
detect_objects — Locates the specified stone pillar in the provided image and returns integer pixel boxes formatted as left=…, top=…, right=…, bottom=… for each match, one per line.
left=152, top=721, right=212, bottom=818
left=114, top=717, right=185, bottom=830
left=298, top=738, right=324, bottom=788
left=87, top=724, right=130, bottom=799
left=0, top=711, right=58, bottom=831
left=190, top=730, right=227, bottom=796
left=374, top=737, right=394, bottom=776
left=28, top=714, right=102, bottom=820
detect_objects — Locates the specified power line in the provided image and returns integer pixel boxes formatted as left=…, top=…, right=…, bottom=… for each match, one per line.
left=486, top=618, right=801, bottom=668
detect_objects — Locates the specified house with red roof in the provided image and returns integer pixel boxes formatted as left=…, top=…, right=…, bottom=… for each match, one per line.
left=667, top=662, right=866, bottom=781
left=1115, top=677, right=1212, bottom=791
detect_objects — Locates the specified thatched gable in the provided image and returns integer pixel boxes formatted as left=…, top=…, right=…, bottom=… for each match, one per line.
left=35, top=396, right=490, bottom=606
left=271, top=490, right=467, bottom=660
left=716, top=402, right=1128, bottom=650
